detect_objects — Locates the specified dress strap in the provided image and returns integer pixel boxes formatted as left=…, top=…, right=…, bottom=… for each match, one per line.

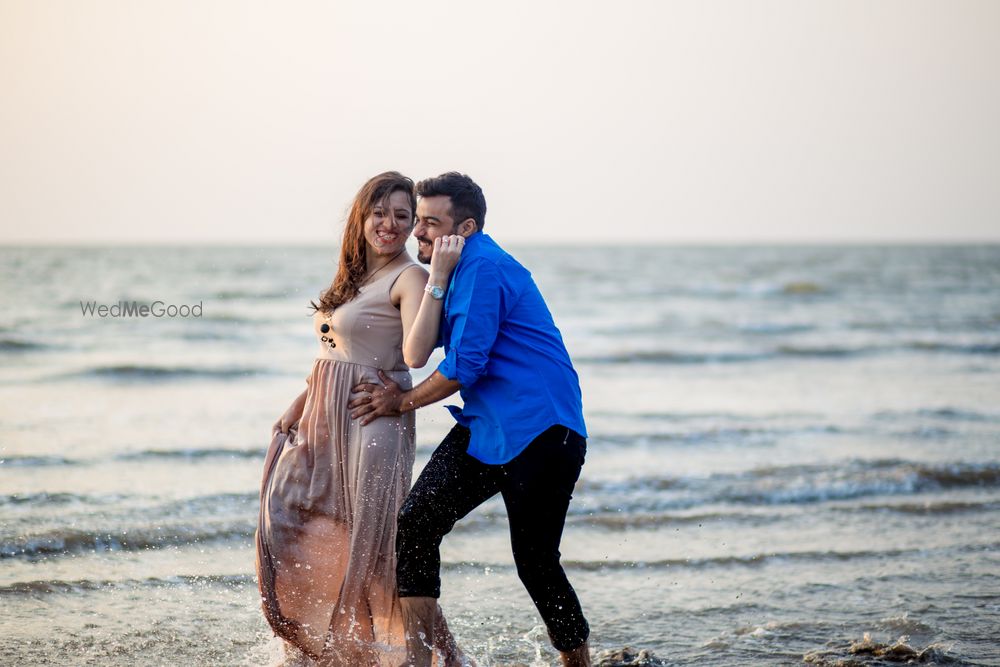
left=374, top=257, right=420, bottom=294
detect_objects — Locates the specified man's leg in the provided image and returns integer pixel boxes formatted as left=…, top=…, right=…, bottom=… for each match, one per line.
left=396, top=424, right=500, bottom=666
left=398, top=597, right=437, bottom=667
left=500, top=425, right=591, bottom=666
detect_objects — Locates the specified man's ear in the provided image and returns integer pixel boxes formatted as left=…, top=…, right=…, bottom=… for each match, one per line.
left=458, top=218, right=478, bottom=237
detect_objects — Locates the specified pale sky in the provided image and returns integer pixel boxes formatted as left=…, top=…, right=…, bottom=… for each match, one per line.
left=1, top=0, right=998, bottom=245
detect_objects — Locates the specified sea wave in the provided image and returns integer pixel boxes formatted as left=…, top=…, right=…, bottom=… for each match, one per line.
left=873, top=407, right=1000, bottom=423
left=567, top=510, right=784, bottom=530
left=576, top=350, right=773, bottom=365
left=157, top=492, right=258, bottom=516
left=850, top=499, right=1000, bottom=516
left=590, top=321, right=817, bottom=337
left=0, top=491, right=128, bottom=507
left=53, top=365, right=271, bottom=381
left=4, top=460, right=997, bottom=561
left=738, top=322, right=817, bottom=335
left=0, top=455, right=80, bottom=467
left=591, top=406, right=999, bottom=425
left=561, top=549, right=903, bottom=572
left=576, top=341, right=1000, bottom=365
left=916, top=407, right=1000, bottom=422
left=6, top=542, right=995, bottom=590
left=2, top=489, right=257, bottom=520
left=114, top=448, right=264, bottom=461
left=595, top=424, right=843, bottom=447
left=645, top=280, right=832, bottom=299
left=0, top=523, right=255, bottom=561
left=906, top=341, right=1000, bottom=355
left=572, top=460, right=1000, bottom=512
left=587, top=409, right=828, bottom=422
left=0, top=573, right=254, bottom=596
left=444, top=542, right=998, bottom=573
left=210, top=289, right=293, bottom=301
left=0, top=337, right=48, bottom=352
left=191, top=313, right=260, bottom=324
left=450, top=496, right=1000, bottom=532
left=2, top=447, right=265, bottom=468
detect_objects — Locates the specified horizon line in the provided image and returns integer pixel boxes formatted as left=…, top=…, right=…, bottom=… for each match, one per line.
left=3, top=238, right=1000, bottom=248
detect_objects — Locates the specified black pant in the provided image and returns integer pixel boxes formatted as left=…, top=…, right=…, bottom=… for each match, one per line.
left=396, top=423, right=590, bottom=652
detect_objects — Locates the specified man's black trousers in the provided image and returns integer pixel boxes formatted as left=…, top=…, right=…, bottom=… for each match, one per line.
left=395, top=423, right=590, bottom=652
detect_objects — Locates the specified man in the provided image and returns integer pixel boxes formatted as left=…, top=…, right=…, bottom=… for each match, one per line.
left=349, top=172, right=591, bottom=667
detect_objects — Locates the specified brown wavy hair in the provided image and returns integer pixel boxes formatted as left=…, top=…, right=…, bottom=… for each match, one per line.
left=310, top=171, right=416, bottom=314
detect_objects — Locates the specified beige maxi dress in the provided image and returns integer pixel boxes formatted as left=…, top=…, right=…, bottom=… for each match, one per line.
left=256, top=258, right=427, bottom=665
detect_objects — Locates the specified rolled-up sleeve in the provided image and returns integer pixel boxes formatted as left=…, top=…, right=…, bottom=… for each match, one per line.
left=437, top=259, right=506, bottom=387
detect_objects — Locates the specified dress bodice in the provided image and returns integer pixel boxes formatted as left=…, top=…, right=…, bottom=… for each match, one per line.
left=312, top=257, right=419, bottom=371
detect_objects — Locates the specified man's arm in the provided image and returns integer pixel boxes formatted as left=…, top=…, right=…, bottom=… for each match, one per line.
left=435, top=258, right=509, bottom=387
left=351, top=253, right=509, bottom=425
left=349, top=370, right=460, bottom=426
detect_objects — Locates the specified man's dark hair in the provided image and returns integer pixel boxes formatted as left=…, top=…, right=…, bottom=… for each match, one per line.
left=416, top=172, right=487, bottom=232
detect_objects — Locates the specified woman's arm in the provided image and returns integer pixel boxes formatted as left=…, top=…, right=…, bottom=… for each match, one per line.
left=396, top=236, right=465, bottom=368
left=392, top=267, right=437, bottom=368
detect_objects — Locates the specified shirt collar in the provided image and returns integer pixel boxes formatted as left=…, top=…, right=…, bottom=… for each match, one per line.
left=464, top=231, right=485, bottom=249
left=447, top=232, right=486, bottom=290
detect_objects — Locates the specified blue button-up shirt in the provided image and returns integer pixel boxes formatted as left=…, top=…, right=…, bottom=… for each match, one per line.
left=436, top=233, right=587, bottom=464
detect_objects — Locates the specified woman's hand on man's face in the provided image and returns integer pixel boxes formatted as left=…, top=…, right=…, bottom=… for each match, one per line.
left=429, top=235, right=465, bottom=282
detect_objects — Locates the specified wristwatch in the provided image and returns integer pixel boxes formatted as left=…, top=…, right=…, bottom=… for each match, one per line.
left=424, top=284, right=445, bottom=300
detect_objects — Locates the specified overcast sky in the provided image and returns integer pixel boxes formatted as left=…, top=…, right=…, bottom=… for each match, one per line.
left=1, top=0, right=998, bottom=245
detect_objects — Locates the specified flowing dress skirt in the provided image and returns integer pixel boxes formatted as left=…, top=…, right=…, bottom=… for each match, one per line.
left=256, top=358, right=416, bottom=665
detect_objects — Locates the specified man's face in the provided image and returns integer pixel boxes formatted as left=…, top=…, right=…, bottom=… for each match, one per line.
left=413, top=196, right=458, bottom=264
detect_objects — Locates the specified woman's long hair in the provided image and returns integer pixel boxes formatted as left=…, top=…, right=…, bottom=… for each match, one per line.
left=310, top=171, right=416, bottom=314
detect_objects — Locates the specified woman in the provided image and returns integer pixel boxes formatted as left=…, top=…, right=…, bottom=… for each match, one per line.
left=256, top=172, right=465, bottom=666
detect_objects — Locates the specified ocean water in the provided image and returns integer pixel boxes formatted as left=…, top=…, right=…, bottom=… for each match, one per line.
left=1, top=244, right=999, bottom=666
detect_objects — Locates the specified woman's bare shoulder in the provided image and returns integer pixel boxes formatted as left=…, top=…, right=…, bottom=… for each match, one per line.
left=395, top=263, right=429, bottom=287
left=390, top=263, right=429, bottom=303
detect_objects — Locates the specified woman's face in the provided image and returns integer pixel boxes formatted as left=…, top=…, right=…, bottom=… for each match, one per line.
left=363, top=190, right=413, bottom=257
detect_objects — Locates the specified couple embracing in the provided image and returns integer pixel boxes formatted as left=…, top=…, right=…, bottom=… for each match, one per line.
left=256, top=172, right=591, bottom=667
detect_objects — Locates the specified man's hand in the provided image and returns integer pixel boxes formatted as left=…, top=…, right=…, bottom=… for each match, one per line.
left=350, top=370, right=405, bottom=425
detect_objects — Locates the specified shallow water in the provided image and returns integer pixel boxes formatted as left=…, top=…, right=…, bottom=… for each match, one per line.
left=2, top=244, right=999, bottom=665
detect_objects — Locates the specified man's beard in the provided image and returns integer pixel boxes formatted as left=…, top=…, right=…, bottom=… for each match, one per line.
left=416, top=239, right=432, bottom=264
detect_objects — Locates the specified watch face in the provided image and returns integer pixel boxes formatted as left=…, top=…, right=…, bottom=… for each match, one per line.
left=430, top=285, right=445, bottom=299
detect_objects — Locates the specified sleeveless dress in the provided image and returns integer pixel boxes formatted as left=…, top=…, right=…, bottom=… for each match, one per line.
left=256, top=258, right=424, bottom=665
